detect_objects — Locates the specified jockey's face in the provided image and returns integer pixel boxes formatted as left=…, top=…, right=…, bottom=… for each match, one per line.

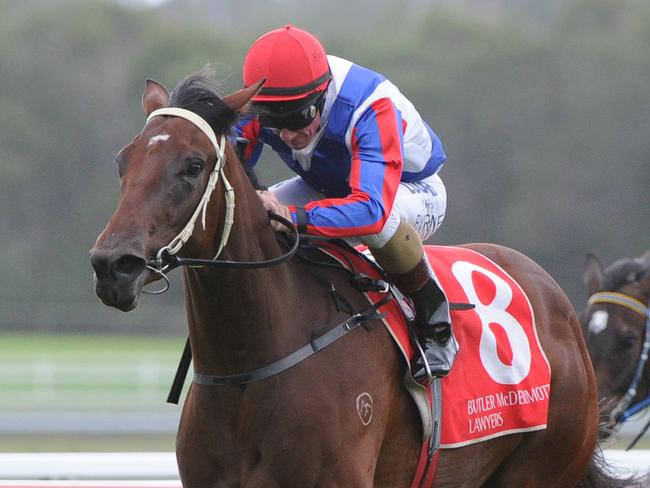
left=279, top=112, right=321, bottom=150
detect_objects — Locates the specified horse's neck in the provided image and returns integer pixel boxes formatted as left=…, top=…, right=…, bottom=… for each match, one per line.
left=182, top=173, right=322, bottom=375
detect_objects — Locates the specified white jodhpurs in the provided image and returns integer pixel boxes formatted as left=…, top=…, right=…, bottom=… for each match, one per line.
left=269, top=172, right=447, bottom=248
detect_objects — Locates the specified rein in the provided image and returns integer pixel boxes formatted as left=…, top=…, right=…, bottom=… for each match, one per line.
left=160, top=212, right=300, bottom=271
left=588, top=291, right=650, bottom=447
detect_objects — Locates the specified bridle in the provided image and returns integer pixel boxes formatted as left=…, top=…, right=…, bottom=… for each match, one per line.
left=141, top=107, right=300, bottom=295
left=147, top=107, right=233, bottom=268
left=587, top=290, right=650, bottom=446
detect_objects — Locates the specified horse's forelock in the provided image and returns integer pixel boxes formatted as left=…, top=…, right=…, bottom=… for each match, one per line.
left=168, top=67, right=237, bottom=136
left=603, top=257, right=650, bottom=291
left=166, top=67, right=264, bottom=190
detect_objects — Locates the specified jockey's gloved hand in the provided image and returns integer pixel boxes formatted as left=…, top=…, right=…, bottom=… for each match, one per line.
left=257, top=190, right=293, bottom=232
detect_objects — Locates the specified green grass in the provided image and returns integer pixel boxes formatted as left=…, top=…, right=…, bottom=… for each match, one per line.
left=0, top=332, right=183, bottom=355
left=0, top=332, right=186, bottom=410
left=0, top=434, right=176, bottom=452
left=0, top=333, right=185, bottom=452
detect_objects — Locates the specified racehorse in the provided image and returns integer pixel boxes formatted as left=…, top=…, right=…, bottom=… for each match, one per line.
left=581, top=251, right=650, bottom=441
left=91, top=69, right=611, bottom=487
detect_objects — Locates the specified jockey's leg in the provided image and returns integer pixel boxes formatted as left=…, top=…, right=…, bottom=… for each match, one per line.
left=362, top=174, right=455, bottom=381
left=368, top=219, right=455, bottom=380
left=269, top=176, right=325, bottom=207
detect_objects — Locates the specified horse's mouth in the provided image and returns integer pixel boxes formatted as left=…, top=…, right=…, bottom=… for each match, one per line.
left=93, top=273, right=143, bottom=312
left=111, top=295, right=139, bottom=312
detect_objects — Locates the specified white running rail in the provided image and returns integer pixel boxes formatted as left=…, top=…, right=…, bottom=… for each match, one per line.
left=0, top=451, right=646, bottom=484
left=0, top=452, right=178, bottom=479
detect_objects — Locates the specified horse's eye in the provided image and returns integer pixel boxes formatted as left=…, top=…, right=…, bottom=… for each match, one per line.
left=185, top=159, right=204, bottom=177
left=620, top=334, right=638, bottom=350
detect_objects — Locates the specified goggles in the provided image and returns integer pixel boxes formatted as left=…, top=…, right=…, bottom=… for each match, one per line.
left=253, top=91, right=325, bottom=131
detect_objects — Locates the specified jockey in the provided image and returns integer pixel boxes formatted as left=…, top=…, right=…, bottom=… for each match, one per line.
left=234, top=25, right=456, bottom=381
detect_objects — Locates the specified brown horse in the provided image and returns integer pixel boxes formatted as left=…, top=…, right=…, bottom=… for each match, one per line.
left=581, top=251, right=650, bottom=440
left=91, top=69, right=608, bottom=487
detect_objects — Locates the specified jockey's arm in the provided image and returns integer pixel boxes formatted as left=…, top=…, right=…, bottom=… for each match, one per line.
left=289, top=97, right=403, bottom=237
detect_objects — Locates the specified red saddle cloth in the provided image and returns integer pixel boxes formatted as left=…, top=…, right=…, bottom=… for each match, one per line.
left=425, top=246, right=551, bottom=447
left=320, top=243, right=551, bottom=483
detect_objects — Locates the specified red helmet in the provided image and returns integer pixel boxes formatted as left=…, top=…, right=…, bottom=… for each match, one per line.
left=243, top=25, right=331, bottom=102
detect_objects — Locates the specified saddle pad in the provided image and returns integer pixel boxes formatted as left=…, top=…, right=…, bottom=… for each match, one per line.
left=318, top=242, right=551, bottom=449
left=426, top=246, right=551, bottom=448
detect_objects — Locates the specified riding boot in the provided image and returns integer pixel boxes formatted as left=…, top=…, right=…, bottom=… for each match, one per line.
left=369, top=220, right=457, bottom=383
left=402, top=264, right=456, bottom=380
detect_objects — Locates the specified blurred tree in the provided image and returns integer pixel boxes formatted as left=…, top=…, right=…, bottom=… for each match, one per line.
left=0, top=0, right=648, bottom=330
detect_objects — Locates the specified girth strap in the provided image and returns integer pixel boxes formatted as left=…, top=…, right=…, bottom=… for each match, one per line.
left=193, top=294, right=392, bottom=387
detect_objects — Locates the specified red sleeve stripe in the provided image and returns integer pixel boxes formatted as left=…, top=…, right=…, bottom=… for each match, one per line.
left=369, top=98, right=403, bottom=220
left=241, top=117, right=260, bottom=161
left=348, top=126, right=364, bottom=199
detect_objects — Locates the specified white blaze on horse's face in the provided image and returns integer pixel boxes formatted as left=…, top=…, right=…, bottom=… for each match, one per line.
left=147, top=133, right=171, bottom=147
left=588, top=310, right=609, bottom=335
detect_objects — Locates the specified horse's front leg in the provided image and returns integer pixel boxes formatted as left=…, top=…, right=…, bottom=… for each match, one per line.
left=176, top=388, right=244, bottom=488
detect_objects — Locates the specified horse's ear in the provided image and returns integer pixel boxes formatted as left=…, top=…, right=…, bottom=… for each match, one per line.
left=638, top=250, right=650, bottom=294
left=583, top=253, right=605, bottom=295
left=640, top=249, right=650, bottom=264
left=223, top=78, right=266, bottom=113
left=142, top=79, right=169, bottom=116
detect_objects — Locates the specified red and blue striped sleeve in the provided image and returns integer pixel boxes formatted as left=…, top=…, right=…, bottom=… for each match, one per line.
left=233, top=115, right=263, bottom=166
left=289, top=97, right=403, bottom=237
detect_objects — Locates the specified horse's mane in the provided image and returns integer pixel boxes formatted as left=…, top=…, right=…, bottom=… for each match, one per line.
left=603, top=257, right=650, bottom=291
left=169, top=66, right=265, bottom=190
left=169, top=66, right=237, bottom=136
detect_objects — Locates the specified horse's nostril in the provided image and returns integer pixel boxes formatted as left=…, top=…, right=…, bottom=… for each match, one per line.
left=91, top=249, right=146, bottom=281
left=90, top=250, right=111, bottom=277
left=113, top=255, right=146, bottom=278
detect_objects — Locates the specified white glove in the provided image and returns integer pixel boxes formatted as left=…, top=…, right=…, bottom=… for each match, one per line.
left=257, top=190, right=293, bottom=232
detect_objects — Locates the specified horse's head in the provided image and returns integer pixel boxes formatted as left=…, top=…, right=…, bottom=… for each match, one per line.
left=90, top=69, right=263, bottom=311
left=580, top=251, right=650, bottom=427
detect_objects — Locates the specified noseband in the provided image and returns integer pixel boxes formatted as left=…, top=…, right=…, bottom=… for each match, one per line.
left=587, top=291, right=650, bottom=446
left=142, top=107, right=299, bottom=293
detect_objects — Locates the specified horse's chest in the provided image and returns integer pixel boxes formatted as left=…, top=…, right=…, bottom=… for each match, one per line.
left=178, top=382, right=369, bottom=485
